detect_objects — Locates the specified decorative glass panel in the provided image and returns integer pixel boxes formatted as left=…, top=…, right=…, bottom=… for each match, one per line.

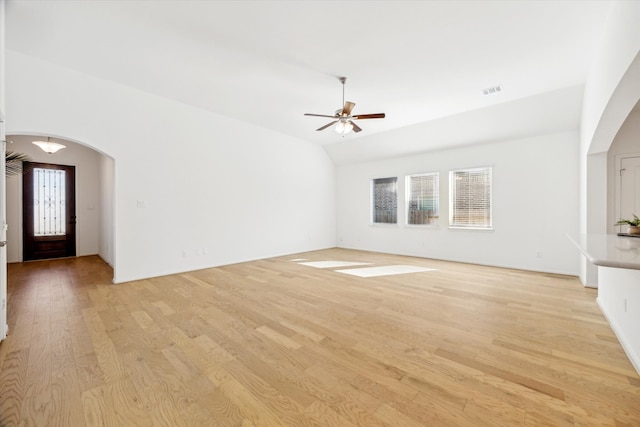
left=372, top=177, right=398, bottom=224
left=407, top=173, right=439, bottom=225
left=33, top=168, right=66, bottom=236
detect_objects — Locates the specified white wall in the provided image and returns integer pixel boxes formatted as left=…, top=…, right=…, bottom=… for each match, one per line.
left=0, top=0, right=6, bottom=341
left=581, top=1, right=640, bottom=156
left=0, top=0, right=4, bottom=117
left=99, top=153, right=115, bottom=266
left=336, top=131, right=580, bottom=275
left=4, top=135, right=103, bottom=262
left=6, top=51, right=336, bottom=283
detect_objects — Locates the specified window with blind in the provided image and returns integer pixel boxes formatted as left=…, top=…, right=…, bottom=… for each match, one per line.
left=406, top=172, right=439, bottom=225
left=371, top=177, right=398, bottom=224
left=449, top=167, right=492, bottom=229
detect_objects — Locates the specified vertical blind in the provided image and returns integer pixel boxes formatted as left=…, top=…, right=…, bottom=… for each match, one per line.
left=33, top=168, right=66, bottom=236
left=372, top=177, right=397, bottom=224
left=449, top=167, right=492, bottom=228
left=407, top=173, right=439, bottom=225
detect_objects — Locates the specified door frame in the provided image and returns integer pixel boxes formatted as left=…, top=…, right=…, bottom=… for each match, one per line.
left=614, top=152, right=640, bottom=231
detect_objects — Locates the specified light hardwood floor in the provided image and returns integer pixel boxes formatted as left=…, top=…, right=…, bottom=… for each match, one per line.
left=1, top=249, right=639, bottom=426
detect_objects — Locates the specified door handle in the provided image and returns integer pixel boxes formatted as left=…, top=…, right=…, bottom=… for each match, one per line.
left=0, top=241, right=6, bottom=247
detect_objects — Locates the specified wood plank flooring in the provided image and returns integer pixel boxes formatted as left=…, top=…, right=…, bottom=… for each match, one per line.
left=1, top=249, right=639, bottom=426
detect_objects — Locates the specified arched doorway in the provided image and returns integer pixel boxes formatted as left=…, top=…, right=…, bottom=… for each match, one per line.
left=4, top=134, right=115, bottom=272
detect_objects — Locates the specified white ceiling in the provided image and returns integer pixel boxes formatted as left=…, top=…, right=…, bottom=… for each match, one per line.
left=5, top=0, right=611, bottom=161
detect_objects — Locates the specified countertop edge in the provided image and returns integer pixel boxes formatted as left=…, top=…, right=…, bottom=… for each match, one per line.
left=567, top=233, right=640, bottom=270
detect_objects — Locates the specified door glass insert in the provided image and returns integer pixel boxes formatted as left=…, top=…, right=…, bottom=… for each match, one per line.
left=33, top=168, right=66, bottom=236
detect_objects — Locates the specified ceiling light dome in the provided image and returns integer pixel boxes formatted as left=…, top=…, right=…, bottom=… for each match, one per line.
left=335, top=120, right=353, bottom=135
left=32, top=137, right=66, bottom=154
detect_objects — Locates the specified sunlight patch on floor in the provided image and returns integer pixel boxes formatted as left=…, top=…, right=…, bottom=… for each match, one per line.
left=335, top=265, right=436, bottom=278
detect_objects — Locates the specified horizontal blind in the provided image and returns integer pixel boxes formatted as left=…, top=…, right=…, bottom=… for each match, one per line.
left=449, top=167, right=492, bottom=228
left=372, top=177, right=397, bottom=224
left=407, top=173, right=439, bottom=225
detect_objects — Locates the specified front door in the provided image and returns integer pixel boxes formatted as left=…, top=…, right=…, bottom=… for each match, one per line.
left=22, top=162, right=76, bottom=261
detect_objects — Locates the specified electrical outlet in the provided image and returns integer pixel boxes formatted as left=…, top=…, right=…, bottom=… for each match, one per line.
left=624, top=298, right=627, bottom=313
left=536, top=252, right=543, bottom=259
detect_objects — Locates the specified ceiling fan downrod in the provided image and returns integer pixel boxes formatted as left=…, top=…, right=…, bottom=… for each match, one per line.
left=339, top=77, right=348, bottom=113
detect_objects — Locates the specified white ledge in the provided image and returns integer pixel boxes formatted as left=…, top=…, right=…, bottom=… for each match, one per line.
left=567, top=233, right=640, bottom=270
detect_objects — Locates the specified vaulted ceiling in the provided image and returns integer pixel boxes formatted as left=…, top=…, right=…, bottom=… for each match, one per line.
left=5, top=1, right=611, bottom=163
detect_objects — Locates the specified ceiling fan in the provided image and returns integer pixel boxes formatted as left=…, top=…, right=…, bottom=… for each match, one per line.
left=304, top=77, right=385, bottom=134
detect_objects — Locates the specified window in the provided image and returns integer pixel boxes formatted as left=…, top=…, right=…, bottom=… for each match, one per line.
left=449, top=167, right=492, bottom=229
left=33, top=167, right=66, bottom=236
left=371, top=177, right=397, bottom=224
left=406, top=172, right=439, bottom=225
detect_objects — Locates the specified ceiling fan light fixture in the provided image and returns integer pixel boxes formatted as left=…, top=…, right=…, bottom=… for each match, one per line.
left=304, top=76, right=385, bottom=134
left=32, top=137, right=66, bottom=154
left=335, top=120, right=353, bottom=135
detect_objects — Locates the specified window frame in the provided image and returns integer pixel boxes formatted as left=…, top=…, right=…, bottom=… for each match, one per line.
left=448, top=166, right=493, bottom=230
left=33, top=167, right=67, bottom=236
left=405, top=172, right=440, bottom=227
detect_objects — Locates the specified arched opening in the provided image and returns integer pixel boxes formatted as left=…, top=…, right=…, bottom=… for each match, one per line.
left=581, top=51, right=640, bottom=287
left=607, top=99, right=640, bottom=234
left=5, top=134, right=115, bottom=280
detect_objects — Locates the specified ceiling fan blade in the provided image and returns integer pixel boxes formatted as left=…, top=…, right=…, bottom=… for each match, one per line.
left=305, top=113, right=338, bottom=118
left=342, top=101, right=355, bottom=116
left=316, top=121, right=338, bottom=131
left=353, top=113, right=385, bottom=120
left=350, top=121, right=362, bottom=133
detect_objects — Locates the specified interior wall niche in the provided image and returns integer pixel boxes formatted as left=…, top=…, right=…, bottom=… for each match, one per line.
left=608, top=107, right=640, bottom=234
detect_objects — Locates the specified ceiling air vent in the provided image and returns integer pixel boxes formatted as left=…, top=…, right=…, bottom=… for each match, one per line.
left=481, top=85, right=503, bottom=96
